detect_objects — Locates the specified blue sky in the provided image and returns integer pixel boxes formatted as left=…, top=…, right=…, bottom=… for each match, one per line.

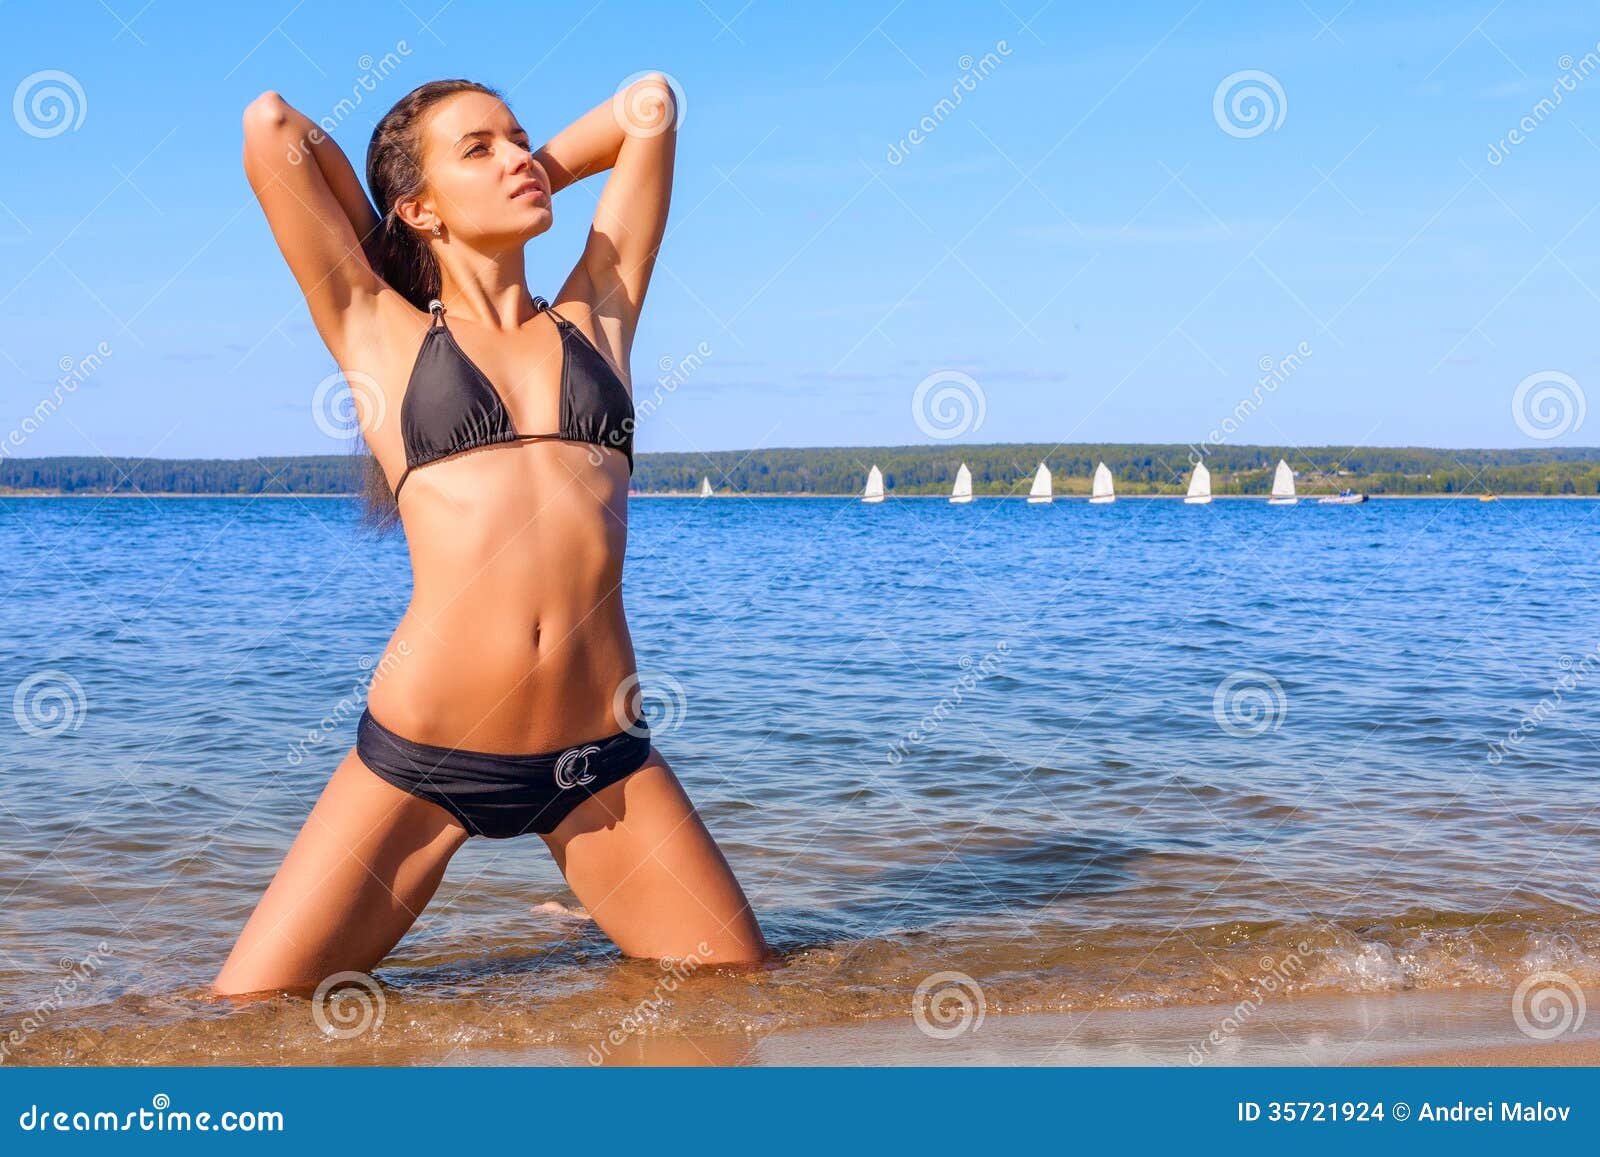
left=3, top=0, right=1598, bottom=460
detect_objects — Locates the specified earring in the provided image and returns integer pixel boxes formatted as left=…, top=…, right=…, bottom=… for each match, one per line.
left=431, top=223, right=442, bottom=237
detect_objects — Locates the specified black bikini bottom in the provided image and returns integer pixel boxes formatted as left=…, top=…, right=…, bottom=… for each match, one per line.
left=355, top=707, right=653, bottom=838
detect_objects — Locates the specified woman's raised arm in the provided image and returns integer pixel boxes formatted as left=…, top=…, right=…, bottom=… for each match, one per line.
left=241, top=91, right=386, bottom=356
left=534, top=74, right=678, bottom=353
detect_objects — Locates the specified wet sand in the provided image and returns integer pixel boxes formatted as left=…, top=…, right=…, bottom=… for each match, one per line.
left=1376, top=1039, right=1600, bottom=1066
left=454, top=988, right=1600, bottom=1067
left=9, top=955, right=1594, bottom=1067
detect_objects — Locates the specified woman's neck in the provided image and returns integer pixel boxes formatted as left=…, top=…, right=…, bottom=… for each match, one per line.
left=434, top=246, right=537, bottom=331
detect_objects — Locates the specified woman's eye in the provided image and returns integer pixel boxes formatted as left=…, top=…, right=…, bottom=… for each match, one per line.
left=466, top=143, right=487, bottom=157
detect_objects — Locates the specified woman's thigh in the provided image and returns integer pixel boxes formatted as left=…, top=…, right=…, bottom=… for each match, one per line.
left=542, top=748, right=768, bottom=964
left=213, top=746, right=468, bottom=996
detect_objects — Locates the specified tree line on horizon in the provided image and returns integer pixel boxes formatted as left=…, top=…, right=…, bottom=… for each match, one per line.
left=4, top=444, right=1600, bottom=497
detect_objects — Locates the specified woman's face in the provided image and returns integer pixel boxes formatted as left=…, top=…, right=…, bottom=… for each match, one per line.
left=412, top=91, right=552, bottom=247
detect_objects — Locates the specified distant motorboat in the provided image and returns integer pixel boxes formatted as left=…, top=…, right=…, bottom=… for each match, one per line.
left=951, top=463, right=974, bottom=504
left=1027, top=462, right=1052, bottom=504
left=1268, top=458, right=1298, bottom=505
left=1318, top=489, right=1368, bottom=505
left=1090, top=461, right=1115, bottom=504
left=698, top=477, right=713, bottom=498
left=863, top=465, right=885, bottom=504
left=1184, top=462, right=1212, bottom=504
left=1479, top=494, right=1498, bottom=502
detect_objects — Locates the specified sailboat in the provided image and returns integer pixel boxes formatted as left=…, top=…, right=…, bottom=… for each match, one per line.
left=1267, top=458, right=1297, bottom=505
left=950, top=463, right=974, bottom=504
left=1089, top=461, right=1115, bottom=504
left=862, top=465, right=885, bottom=504
left=1027, top=463, right=1052, bottom=504
left=1184, top=462, right=1212, bottom=505
left=698, top=477, right=713, bottom=498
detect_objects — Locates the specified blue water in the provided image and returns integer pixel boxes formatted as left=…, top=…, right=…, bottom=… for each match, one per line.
left=2, top=495, right=1598, bottom=1061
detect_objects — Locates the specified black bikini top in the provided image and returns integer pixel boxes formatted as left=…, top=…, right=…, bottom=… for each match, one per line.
left=393, top=295, right=635, bottom=497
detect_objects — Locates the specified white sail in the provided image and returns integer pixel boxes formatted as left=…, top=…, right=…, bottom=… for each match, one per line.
left=950, top=463, right=973, bottom=503
left=1184, top=461, right=1212, bottom=504
left=863, top=465, right=885, bottom=503
left=1090, top=461, right=1115, bottom=504
left=1268, top=458, right=1297, bottom=505
left=1027, top=462, right=1052, bottom=503
left=698, top=476, right=713, bottom=498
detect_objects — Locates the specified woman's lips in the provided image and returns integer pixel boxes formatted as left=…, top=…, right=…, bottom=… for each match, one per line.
left=512, top=184, right=547, bottom=202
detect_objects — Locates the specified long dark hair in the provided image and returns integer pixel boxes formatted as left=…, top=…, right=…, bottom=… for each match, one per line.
left=357, top=78, right=505, bottom=532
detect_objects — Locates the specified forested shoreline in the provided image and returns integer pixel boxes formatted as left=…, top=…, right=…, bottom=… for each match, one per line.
left=4, top=444, right=1600, bottom=497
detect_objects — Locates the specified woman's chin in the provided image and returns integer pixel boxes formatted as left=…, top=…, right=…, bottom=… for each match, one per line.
left=517, top=209, right=554, bottom=241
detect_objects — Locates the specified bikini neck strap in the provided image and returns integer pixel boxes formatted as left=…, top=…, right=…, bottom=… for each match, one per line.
left=431, top=296, right=558, bottom=328
left=534, top=296, right=570, bottom=328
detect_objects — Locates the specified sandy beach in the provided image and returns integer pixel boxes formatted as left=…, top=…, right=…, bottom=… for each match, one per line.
left=1378, top=1039, right=1600, bottom=1066
left=425, top=989, right=1600, bottom=1067
left=17, top=991, right=1598, bottom=1068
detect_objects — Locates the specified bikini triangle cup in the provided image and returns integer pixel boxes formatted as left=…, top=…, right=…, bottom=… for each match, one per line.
left=392, top=296, right=635, bottom=496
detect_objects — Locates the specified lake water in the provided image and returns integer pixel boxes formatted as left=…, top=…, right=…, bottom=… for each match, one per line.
left=2, top=494, right=1597, bottom=1063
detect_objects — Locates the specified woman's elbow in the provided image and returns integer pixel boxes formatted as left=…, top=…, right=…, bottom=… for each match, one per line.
left=621, top=73, right=679, bottom=136
left=632, top=73, right=675, bottom=104
left=241, top=91, right=310, bottom=177
left=242, top=91, right=290, bottom=138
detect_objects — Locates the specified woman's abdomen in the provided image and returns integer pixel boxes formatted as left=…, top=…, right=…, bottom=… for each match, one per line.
left=364, top=445, right=636, bottom=752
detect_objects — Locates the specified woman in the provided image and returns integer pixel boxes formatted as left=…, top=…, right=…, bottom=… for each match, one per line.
left=214, top=75, right=768, bottom=996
